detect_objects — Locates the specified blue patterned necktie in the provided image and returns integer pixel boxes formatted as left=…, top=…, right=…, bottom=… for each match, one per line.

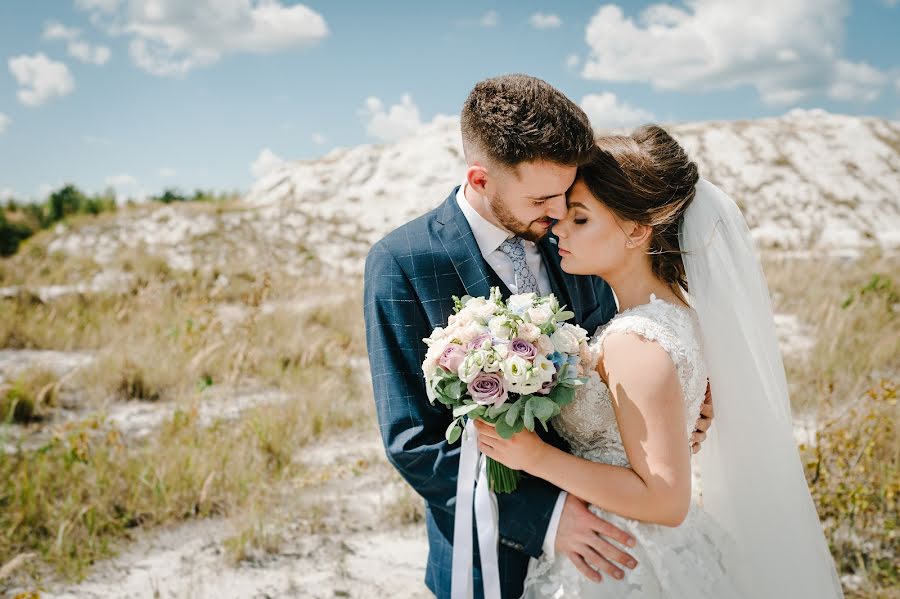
left=498, top=236, right=539, bottom=294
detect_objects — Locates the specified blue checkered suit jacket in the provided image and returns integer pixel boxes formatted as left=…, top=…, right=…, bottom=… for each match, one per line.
left=363, top=187, right=617, bottom=598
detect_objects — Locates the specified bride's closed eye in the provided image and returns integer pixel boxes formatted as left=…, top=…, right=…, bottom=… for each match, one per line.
left=574, top=218, right=587, bottom=225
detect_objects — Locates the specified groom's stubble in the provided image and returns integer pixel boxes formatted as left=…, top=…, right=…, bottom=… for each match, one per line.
left=487, top=191, right=551, bottom=243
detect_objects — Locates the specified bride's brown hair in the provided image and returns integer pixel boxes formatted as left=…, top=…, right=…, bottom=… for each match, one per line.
left=578, top=124, right=700, bottom=292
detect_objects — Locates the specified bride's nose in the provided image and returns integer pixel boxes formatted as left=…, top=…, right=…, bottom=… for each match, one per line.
left=552, top=218, right=569, bottom=238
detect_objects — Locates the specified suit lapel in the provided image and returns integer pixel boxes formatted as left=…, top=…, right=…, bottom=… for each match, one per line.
left=436, top=188, right=495, bottom=300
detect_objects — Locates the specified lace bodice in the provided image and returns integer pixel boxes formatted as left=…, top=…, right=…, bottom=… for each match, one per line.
left=553, top=295, right=708, bottom=468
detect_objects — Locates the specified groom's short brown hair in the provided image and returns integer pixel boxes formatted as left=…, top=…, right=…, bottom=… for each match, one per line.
left=460, top=74, right=595, bottom=169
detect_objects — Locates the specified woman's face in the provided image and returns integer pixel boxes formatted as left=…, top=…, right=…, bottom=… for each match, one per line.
left=552, top=179, right=632, bottom=277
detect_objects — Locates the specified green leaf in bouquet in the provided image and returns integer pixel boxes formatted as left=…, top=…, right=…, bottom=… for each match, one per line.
left=445, top=379, right=465, bottom=400
left=554, top=309, right=575, bottom=322
left=528, top=396, right=557, bottom=421
left=446, top=418, right=463, bottom=444
left=504, top=400, right=522, bottom=426
left=523, top=401, right=535, bottom=432
left=486, top=403, right=511, bottom=420
left=453, top=402, right=483, bottom=418
left=552, top=385, right=576, bottom=407
left=495, top=416, right=516, bottom=439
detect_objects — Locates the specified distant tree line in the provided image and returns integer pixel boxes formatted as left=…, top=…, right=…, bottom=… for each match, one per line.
left=0, top=184, right=239, bottom=257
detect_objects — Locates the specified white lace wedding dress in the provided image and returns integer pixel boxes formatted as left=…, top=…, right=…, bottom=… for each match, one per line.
left=521, top=296, right=747, bottom=598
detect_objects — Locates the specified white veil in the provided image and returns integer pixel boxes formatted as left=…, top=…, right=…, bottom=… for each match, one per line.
left=680, top=179, right=844, bottom=598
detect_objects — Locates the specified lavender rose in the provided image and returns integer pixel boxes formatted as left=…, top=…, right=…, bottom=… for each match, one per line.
left=467, top=333, right=493, bottom=351
left=438, top=343, right=466, bottom=372
left=509, top=338, right=538, bottom=360
left=467, top=372, right=508, bottom=407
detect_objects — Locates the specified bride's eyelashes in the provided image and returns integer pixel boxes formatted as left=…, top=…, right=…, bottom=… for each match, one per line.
left=574, top=218, right=587, bottom=225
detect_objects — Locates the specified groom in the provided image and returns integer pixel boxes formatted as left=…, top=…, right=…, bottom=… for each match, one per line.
left=364, top=74, right=711, bottom=598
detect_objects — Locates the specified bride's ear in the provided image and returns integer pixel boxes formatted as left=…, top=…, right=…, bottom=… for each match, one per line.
left=466, top=165, right=490, bottom=196
left=624, top=222, right=653, bottom=249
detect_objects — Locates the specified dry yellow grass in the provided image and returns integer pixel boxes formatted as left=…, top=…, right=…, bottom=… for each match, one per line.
left=0, top=207, right=897, bottom=595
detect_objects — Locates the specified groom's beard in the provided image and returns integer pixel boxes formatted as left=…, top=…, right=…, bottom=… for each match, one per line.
left=488, top=192, right=552, bottom=243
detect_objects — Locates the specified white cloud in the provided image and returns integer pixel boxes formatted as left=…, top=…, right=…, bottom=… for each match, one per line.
left=311, top=132, right=327, bottom=145
left=76, top=0, right=328, bottom=76
left=105, top=174, right=138, bottom=187
left=828, top=59, right=887, bottom=102
left=580, top=1, right=887, bottom=106
left=0, top=188, right=17, bottom=201
left=359, top=94, right=422, bottom=142
left=883, top=0, right=898, bottom=6
left=43, top=22, right=80, bottom=41
left=251, top=148, right=286, bottom=178
left=159, top=167, right=177, bottom=177
left=529, top=13, right=562, bottom=29
left=8, top=53, right=75, bottom=107
left=43, top=21, right=111, bottom=65
left=565, top=54, right=580, bottom=69
left=480, top=10, right=499, bottom=27
left=580, top=93, right=655, bottom=130
left=0, top=113, right=9, bottom=134
left=69, top=41, right=112, bottom=65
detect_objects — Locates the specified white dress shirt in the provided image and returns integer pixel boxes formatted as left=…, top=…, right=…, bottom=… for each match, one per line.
left=455, top=182, right=567, bottom=559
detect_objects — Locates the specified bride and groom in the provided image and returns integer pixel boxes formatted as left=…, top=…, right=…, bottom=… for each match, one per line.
left=363, top=74, right=842, bottom=598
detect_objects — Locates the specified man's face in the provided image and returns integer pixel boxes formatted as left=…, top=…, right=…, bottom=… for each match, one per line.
left=486, top=160, right=577, bottom=242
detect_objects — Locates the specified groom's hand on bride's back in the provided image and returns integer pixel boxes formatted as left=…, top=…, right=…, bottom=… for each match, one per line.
left=555, top=494, right=638, bottom=583
left=691, top=381, right=714, bottom=454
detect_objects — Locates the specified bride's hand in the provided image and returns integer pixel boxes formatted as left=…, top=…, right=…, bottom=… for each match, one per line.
left=473, top=419, right=547, bottom=472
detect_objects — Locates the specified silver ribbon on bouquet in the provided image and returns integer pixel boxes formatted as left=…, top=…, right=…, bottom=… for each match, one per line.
left=451, top=419, right=502, bottom=599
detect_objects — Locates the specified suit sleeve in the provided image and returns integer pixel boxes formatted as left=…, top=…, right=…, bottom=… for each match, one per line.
left=364, top=240, right=563, bottom=558
left=581, top=277, right=618, bottom=333
left=364, top=242, right=460, bottom=519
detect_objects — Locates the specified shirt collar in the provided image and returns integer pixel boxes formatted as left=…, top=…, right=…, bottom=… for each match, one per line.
left=455, top=181, right=514, bottom=256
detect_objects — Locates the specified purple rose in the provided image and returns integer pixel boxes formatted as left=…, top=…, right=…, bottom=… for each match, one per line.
left=467, top=333, right=492, bottom=351
left=509, top=338, right=538, bottom=360
left=439, top=343, right=466, bottom=372
left=467, top=373, right=508, bottom=407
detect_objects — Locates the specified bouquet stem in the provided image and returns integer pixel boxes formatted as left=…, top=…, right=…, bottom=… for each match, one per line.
left=486, top=457, right=521, bottom=494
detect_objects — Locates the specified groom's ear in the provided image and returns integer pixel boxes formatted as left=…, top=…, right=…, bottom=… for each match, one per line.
left=466, top=165, right=490, bottom=196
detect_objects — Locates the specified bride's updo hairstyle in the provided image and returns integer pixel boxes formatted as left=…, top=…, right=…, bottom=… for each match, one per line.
left=578, top=124, right=699, bottom=291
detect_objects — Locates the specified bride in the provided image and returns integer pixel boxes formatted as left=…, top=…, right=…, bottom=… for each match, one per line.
left=474, top=125, right=844, bottom=598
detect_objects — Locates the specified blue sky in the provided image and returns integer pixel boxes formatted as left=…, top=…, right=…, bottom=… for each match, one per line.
left=0, top=0, right=898, bottom=201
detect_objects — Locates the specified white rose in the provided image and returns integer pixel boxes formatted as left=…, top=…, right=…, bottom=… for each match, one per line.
left=488, top=316, right=513, bottom=340
left=494, top=344, right=509, bottom=359
left=565, top=324, right=588, bottom=343
left=508, top=293, right=537, bottom=314
left=457, top=323, right=484, bottom=345
left=527, top=305, right=553, bottom=325
left=551, top=328, right=580, bottom=354
left=517, top=322, right=541, bottom=342
left=475, top=302, right=499, bottom=320
left=458, top=351, right=486, bottom=383
left=464, top=297, right=487, bottom=309
left=536, top=335, right=555, bottom=355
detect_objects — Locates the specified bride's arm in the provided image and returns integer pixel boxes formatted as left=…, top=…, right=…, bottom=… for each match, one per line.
left=475, top=331, right=692, bottom=527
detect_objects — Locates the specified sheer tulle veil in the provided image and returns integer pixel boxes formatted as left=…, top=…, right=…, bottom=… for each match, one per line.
left=680, top=179, right=844, bottom=598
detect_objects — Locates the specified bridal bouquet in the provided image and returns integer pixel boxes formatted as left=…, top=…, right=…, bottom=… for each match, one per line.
left=422, top=287, right=589, bottom=493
